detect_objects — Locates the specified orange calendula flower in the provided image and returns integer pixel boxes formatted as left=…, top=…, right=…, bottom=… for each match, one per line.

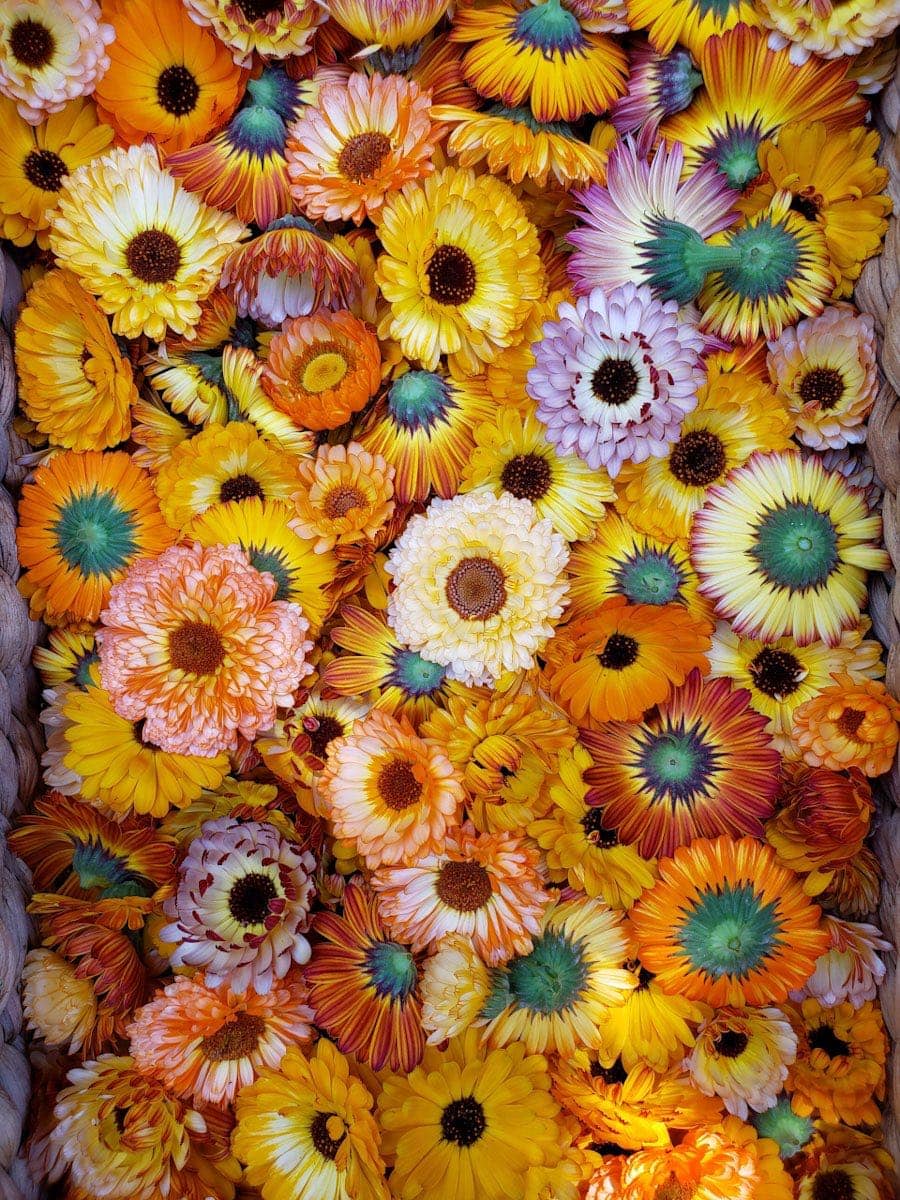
left=127, top=970, right=314, bottom=1108
left=262, top=308, right=381, bottom=431
left=98, top=542, right=314, bottom=757
left=631, top=836, right=828, bottom=1007
left=16, top=450, right=175, bottom=626
left=766, top=762, right=873, bottom=885
left=544, top=598, right=712, bottom=726
left=316, top=708, right=465, bottom=868
left=792, top=675, right=900, bottom=777
left=286, top=72, right=437, bottom=225
left=291, top=442, right=395, bottom=553
left=371, top=820, right=549, bottom=964
left=787, top=998, right=887, bottom=1126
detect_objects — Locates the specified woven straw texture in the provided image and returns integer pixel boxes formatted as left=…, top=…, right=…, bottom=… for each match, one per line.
left=0, top=51, right=898, bottom=1197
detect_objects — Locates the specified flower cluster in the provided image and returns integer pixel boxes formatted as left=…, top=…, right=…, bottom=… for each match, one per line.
left=4, top=1, right=898, bottom=1199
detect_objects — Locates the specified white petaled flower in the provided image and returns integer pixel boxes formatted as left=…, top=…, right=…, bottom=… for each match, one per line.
left=0, top=0, right=114, bottom=124
left=385, top=490, right=569, bottom=686
left=527, top=282, right=706, bottom=477
left=792, top=915, right=890, bottom=1009
left=685, top=1006, right=798, bottom=1119
left=161, top=817, right=316, bottom=995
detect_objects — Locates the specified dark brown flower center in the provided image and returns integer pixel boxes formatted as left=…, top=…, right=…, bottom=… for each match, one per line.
left=655, top=1179, right=696, bottom=1200
left=836, top=708, right=866, bottom=740
left=809, top=1024, right=850, bottom=1059
left=219, top=473, right=265, bottom=502
left=126, top=229, right=182, bottom=285
left=748, top=646, right=804, bottom=699
left=590, top=1058, right=628, bottom=1085
left=669, top=430, right=727, bottom=487
left=790, top=193, right=821, bottom=222
left=713, top=1029, right=749, bottom=1058
left=305, top=714, right=344, bottom=760
left=436, top=859, right=493, bottom=912
left=228, top=871, right=278, bottom=925
left=322, top=485, right=366, bottom=519
left=445, top=557, right=507, bottom=620
left=156, top=65, right=200, bottom=116
left=440, top=1096, right=486, bottom=1147
left=500, top=452, right=552, bottom=501
left=598, top=632, right=639, bottom=670
left=9, top=19, right=54, bottom=68
left=23, top=148, right=67, bottom=192
left=310, top=1112, right=346, bottom=1160
left=812, top=1170, right=854, bottom=1200
left=337, top=131, right=392, bottom=182
left=169, top=620, right=225, bottom=675
left=799, top=367, right=845, bottom=411
left=591, top=358, right=639, bottom=406
left=426, top=244, right=476, bottom=306
left=238, top=0, right=285, bottom=19
left=581, top=807, right=619, bottom=847
left=377, top=758, right=423, bottom=810
left=200, top=1013, right=267, bottom=1061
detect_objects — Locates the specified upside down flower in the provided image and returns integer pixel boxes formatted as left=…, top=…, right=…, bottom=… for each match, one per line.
left=98, top=542, right=313, bottom=758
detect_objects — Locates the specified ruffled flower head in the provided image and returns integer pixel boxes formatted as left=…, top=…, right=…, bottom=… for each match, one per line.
left=183, top=0, right=325, bottom=65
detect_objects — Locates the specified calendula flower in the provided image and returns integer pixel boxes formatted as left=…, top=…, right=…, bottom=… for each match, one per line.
left=757, top=0, right=900, bottom=60
left=261, top=307, right=380, bottom=431
left=0, top=0, right=114, bottom=124
left=433, top=102, right=617, bottom=190
left=15, top=267, right=136, bottom=451
left=660, top=25, right=868, bottom=189
left=317, top=708, right=464, bottom=868
left=483, top=897, right=636, bottom=1055
left=626, top=0, right=758, bottom=56
left=526, top=282, right=706, bottom=478
left=450, top=0, right=628, bottom=122
left=182, top=0, right=325, bottom=65
left=378, top=1029, right=563, bottom=1200
left=234, top=1040, right=389, bottom=1200
left=787, top=998, right=887, bottom=1126
left=790, top=1126, right=896, bottom=1200
left=286, top=72, right=436, bottom=225
left=0, top=96, right=113, bottom=248
left=166, top=66, right=307, bottom=230
left=219, top=214, right=359, bottom=327
left=304, top=881, right=424, bottom=1072
left=153, top=421, right=300, bottom=532
left=386, top=491, right=569, bottom=687
left=375, top=165, right=544, bottom=374
left=632, top=837, right=828, bottom=1007
left=49, top=144, right=247, bottom=341
left=766, top=763, right=873, bottom=884
left=98, top=542, right=313, bottom=757
left=528, top=743, right=657, bottom=910
left=420, top=933, right=494, bottom=1045
left=459, top=404, right=614, bottom=541
left=421, top=684, right=576, bottom=833
left=127, top=971, right=313, bottom=1107
left=544, top=598, right=712, bottom=726
left=22, top=948, right=97, bottom=1052
left=371, top=821, right=548, bottom=964
left=16, top=450, right=175, bottom=626
left=691, top=451, right=888, bottom=647
left=686, top=1007, right=798, bottom=1118
left=767, top=305, right=879, bottom=449
left=581, top=671, right=780, bottom=858
left=94, top=0, right=245, bottom=154
left=51, top=1055, right=241, bottom=1200
left=567, top=137, right=738, bottom=297
left=610, top=45, right=702, bottom=134
left=799, top=916, right=890, bottom=1010
left=291, top=442, right=394, bottom=553
left=742, top=123, right=890, bottom=300
left=594, top=966, right=706, bottom=1075
left=821, top=848, right=882, bottom=922
left=792, top=676, right=900, bottom=777
left=325, top=0, right=451, bottom=55
left=256, top=690, right=369, bottom=793
left=162, top=817, right=316, bottom=994
left=357, top=367, right=494, bottom=503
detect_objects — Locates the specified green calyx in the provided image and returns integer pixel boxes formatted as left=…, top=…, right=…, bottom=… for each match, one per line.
left=750, top=501, right=839, bottom=592
left=678, top=882, right=782, bottom=979
left=750, top=1096, right=814, bottom=1158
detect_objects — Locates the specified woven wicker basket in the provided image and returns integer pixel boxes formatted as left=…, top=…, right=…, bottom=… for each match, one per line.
left=1, top=49, right=899, bottom=1197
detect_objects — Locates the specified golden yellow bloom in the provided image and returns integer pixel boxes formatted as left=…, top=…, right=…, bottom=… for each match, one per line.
left=21, top=947, right=97, bottom=1052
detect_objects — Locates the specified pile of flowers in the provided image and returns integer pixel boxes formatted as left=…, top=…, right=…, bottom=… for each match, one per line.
left=2, top=0, right=899, bottom=1196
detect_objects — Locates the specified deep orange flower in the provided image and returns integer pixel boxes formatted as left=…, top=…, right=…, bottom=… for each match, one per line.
left=766, top=762, right=873, bottom=883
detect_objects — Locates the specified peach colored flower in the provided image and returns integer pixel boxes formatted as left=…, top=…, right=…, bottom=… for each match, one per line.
left=98, top=542, right=313, bottom=757
left=793, top=674, right=900, bottom=777
left=291, top=441, right=395, bottom=553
